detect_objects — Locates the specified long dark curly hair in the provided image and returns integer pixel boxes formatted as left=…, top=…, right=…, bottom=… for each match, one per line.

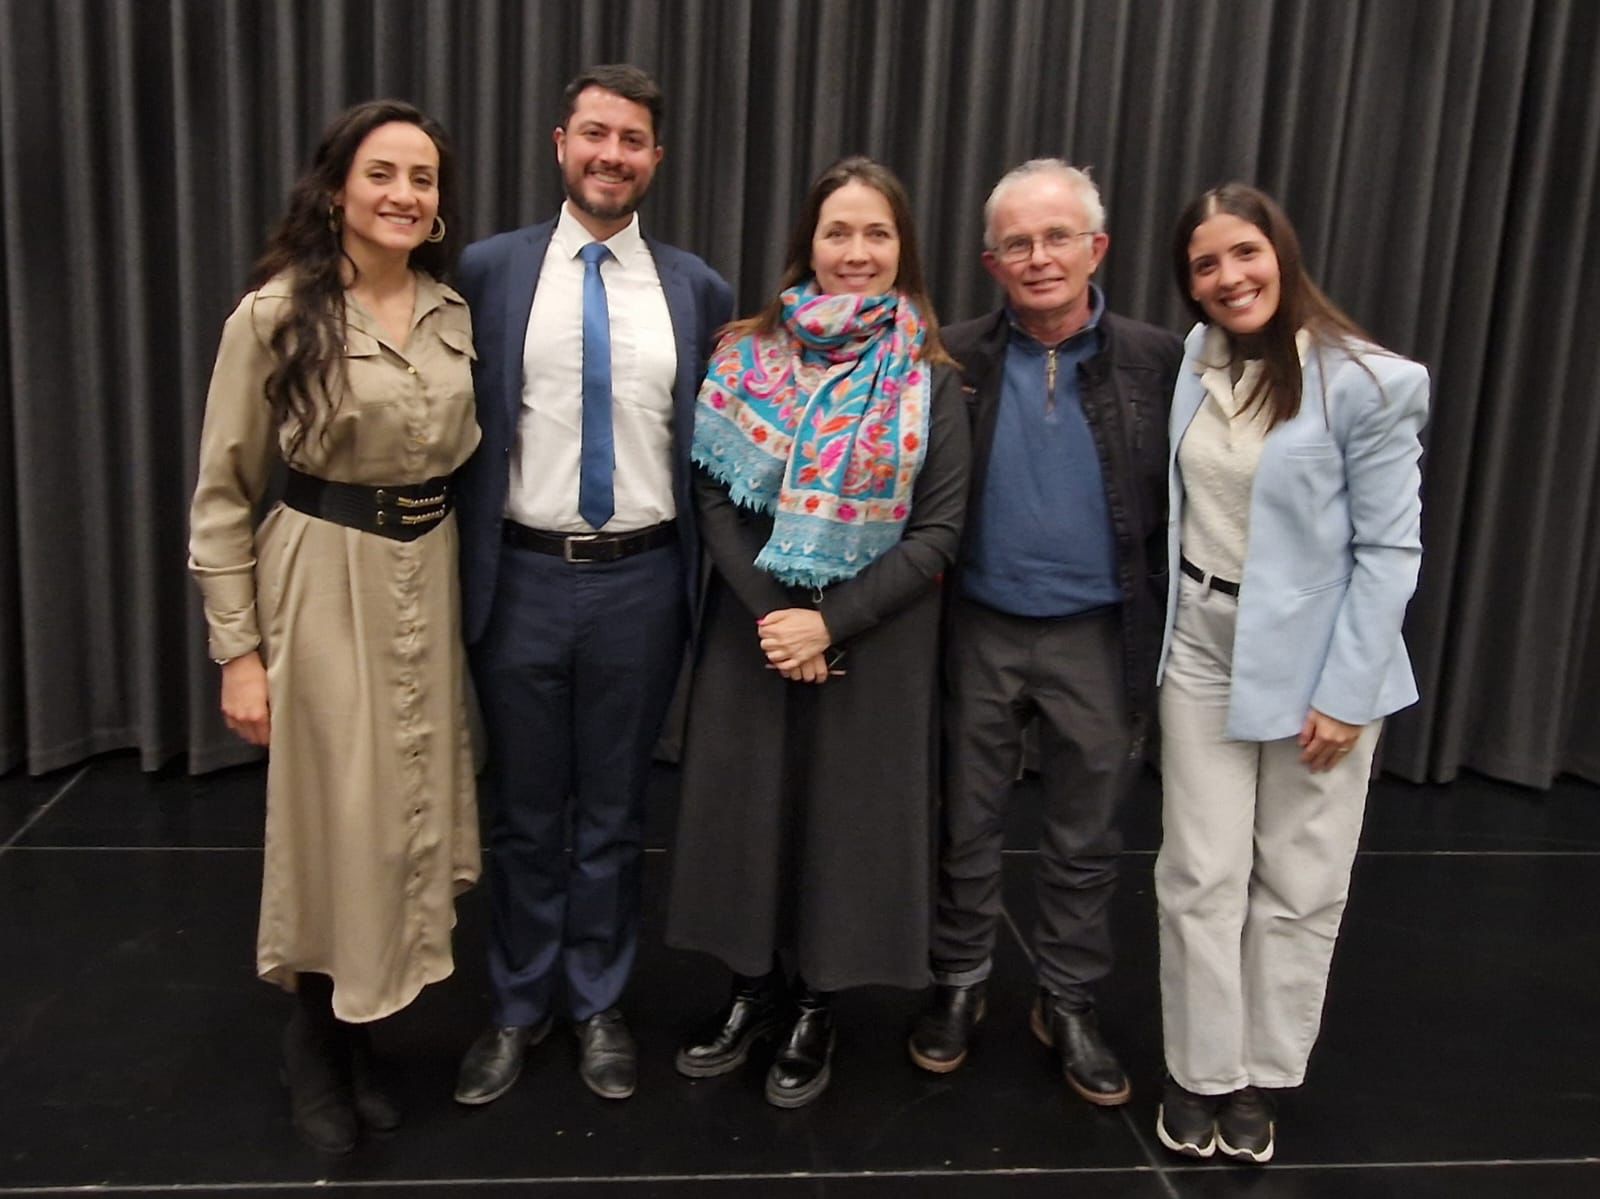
left=249, top=100, right=459, bottom=452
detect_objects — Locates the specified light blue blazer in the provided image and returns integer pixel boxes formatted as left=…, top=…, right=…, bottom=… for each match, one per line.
left=1156, top=323, right=1429, bottom=742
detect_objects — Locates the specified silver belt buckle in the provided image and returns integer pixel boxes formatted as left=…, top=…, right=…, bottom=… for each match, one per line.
left=563, top=533, right=600, bottom=563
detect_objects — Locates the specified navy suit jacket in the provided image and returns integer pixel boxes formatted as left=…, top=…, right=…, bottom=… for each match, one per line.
left=452, top=217, right=734, bottom=645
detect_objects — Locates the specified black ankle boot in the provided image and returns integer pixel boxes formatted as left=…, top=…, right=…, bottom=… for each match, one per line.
left=1030, top=988, right=1131, bottom=1107
left=282, top=974, right=357, bottom=1154
left=764, top=981, right=835, bottom=1108
left=676, top=969, right=788, bottom=1078
left=908, top=980, right=987, bottom=1073
left=347, top=1023, right=402, bottom=1133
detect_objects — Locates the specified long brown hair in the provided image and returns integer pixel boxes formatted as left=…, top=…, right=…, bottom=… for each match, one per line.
left=726, top=156, right=953, bottom=366
left=250, top=100, right=460, bottom=452
left=1171, top=183, right=1374, bottom=428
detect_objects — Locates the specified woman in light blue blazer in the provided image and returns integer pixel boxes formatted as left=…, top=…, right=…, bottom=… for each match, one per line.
left=1152, top=184, right=1428, bottom=1165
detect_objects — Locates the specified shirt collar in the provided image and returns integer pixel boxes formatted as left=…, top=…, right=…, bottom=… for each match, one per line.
left=554, top=203, right=645, bottom=267
left=408, top=271, right=448, bottom=325
left=1004, top=283, right=1106, bottom=351
left=343, top=270, right=448, bottom=343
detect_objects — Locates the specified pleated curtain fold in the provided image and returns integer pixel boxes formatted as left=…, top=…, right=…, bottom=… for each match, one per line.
left=0, top=0, right=1594, bottom=786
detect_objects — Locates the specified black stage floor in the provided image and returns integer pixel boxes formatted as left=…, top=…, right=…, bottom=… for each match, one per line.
left=2, top=755, right=1598, bottom=1197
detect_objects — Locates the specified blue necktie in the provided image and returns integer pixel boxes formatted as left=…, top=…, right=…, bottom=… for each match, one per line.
left=578, top=241, right=615, bottom=530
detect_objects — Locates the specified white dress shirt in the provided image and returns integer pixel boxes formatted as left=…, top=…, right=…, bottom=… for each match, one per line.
left=506, top=205, right=679, bottom=533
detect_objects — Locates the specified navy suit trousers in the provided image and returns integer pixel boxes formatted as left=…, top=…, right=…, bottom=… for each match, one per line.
left=471, top=538, right=685, bottom=1027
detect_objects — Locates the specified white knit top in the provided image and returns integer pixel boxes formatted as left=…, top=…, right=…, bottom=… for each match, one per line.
left=1177, top=326, right=1276, bottom=584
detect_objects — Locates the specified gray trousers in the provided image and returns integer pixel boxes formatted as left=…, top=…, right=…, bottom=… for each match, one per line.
left=1155, top=573, right=1379, bottom=1094
left=931, top=597, right=1136, bottom=1002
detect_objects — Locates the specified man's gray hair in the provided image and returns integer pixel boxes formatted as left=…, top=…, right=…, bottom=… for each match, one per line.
left=983, top=159, right=1106, bottom=248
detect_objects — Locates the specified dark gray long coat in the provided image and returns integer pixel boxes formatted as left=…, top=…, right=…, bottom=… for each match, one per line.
left=665, top=370, right=970, bottom=991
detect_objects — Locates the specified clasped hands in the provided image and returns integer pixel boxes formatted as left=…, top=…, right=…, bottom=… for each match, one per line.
left=758, top=608, right=837, bottom=685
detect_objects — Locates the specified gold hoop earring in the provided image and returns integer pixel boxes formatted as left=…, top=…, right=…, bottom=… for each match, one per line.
left=327, top=204, right=343, bottom=234
left=426, top=215, right=446, bottom=244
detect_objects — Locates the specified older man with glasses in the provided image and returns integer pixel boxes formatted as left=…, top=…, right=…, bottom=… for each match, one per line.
left=909, top=159, right=1181, bottom=1107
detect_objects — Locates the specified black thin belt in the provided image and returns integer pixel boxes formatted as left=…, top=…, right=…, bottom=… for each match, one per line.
left=1180, top=555, right=1240, bottom=597
left=282, top=468, right=452, bottom=542
left=502, top=519, right=677, bottom=564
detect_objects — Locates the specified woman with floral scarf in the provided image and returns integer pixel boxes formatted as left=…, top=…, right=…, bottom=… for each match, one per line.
left=665, top=158, right=970, bottom=1108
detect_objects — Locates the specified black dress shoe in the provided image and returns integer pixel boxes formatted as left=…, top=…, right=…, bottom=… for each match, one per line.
left=454, top=1020, right=551, bottom=1106
left=676, top=971, right=787, bottom=1078
left=575, top=1008, right=637, bottom=1100
left=908, top=981, right=987, bottom=1074
left=1216, top=1086, right=1275, bottom=1163
left=347, top=1025, right=401, bottom=1133
left=1029, top=990, right=1131, bottom=1106
left=765, top=985, right=835, bottom=1109
left=281, top=1009, right=357, bottom=1155
left=1156, top=1075, right=1219, bottom=1158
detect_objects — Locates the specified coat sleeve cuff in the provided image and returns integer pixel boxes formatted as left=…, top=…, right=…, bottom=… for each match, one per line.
left=191, top=561, right=261, bottom=662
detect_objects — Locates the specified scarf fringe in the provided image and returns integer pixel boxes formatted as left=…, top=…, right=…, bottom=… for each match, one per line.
left=689, top=284, right=931, bottom=590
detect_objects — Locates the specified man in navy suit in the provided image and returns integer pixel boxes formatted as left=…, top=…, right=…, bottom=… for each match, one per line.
left=451, top=64, right=733, bottom=1105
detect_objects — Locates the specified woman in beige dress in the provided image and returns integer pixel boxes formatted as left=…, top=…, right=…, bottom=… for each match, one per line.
left=188, top=100, right=479, bottom=1153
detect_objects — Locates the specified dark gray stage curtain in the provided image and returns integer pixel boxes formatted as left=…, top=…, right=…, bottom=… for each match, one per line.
left=0, top=0, right=1594, bottom=785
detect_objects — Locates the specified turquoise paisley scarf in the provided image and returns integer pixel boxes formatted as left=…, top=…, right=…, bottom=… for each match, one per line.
left=691, top=282, right=932, bottom=588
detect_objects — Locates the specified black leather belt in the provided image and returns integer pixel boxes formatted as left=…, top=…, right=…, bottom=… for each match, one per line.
left=1181, top=555, right=1240, bottom=597
left=282, top=468, right=452, bottom=542
left=503, top=519, right=676, bottom=564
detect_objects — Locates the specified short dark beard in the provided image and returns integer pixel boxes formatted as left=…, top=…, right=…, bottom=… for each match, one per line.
left=565, top=166, right=649, bottom=224
left=566, top=187, right=637, bottom=223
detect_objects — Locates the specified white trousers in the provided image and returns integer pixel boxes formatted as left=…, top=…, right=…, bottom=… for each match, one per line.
left=1155, top=572, right=1379, bottom=1094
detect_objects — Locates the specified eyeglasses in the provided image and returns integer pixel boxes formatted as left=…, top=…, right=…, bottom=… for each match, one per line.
left=992, top=228, right=1096, bottom=263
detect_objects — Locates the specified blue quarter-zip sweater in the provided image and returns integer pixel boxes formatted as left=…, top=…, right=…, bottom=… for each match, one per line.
left=961, top=287, right=1121, bottom=617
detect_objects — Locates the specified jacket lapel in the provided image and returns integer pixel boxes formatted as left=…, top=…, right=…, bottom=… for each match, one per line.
left=647, top=237, right=701, bottom=457
left=502, top=222, right=554, bottom=427
left=1170, top=369, right=1206, bottom=453
left=1169, top=324, right=1212, bottom=469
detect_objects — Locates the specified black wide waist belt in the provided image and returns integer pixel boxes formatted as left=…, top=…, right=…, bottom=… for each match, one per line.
left=282, top=468, right=453, bottom=542
left=502, top=519, right=677, bottom=564
left=1180, top=555, right=1240, bottom=597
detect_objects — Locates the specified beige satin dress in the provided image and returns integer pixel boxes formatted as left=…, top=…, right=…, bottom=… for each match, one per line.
left=188, top=272, right=481, bottom=1022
